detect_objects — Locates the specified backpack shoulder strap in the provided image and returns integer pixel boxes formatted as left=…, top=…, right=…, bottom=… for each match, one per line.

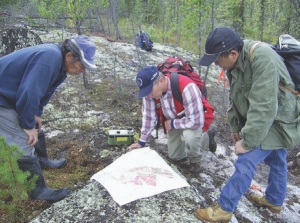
left=278, top=85, right=300, bottom=97
left=170, top=72, right=183, bottom=104
left=249, top=42, right=261, bottom=59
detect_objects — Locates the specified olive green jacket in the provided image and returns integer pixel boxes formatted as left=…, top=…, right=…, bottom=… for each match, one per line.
left=227, top=40, right=300, bottom=150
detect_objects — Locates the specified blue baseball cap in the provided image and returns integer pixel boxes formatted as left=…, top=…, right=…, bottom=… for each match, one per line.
left=136, top=66, right=159, bottom=98
left=199, top=27, right=241, bottom=66
left=70, top=35, right=97, bottom=71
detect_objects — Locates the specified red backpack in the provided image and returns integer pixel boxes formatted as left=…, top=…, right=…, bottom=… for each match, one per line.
left=157, top=56, right=207, bottom=98
left=155, top=57, right=215, bottom=135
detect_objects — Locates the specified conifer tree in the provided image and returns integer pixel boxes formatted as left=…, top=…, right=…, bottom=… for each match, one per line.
left=0, top=136, right=37, bottom=221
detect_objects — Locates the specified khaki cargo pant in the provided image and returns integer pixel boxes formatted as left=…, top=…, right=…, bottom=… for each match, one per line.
left=167, top=127, right=209, bottom=164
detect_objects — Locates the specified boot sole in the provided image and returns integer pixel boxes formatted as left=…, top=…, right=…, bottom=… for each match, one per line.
left=194, top=211, right=230, bottom=223
left=268, top=207, right=281, bottom=214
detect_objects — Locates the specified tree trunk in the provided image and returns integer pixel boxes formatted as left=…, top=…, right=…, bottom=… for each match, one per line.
left=290, top=0, right=300, bottom=17
left=211, top=0, right=215, bottom=31
left=259, top=0, right=266, bottom=41
left=238, top=0, right=245, bottom=35
left=109, top=0, right=123, bottom=40
left=76, top=20, right=82, bottom=35
left=106, top=9, right=111, bottom=36
left=96, top=9, right=105, bottom=32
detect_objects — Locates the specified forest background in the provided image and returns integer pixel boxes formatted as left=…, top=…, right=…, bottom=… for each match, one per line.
left=0, top=0, right=300, bottom=58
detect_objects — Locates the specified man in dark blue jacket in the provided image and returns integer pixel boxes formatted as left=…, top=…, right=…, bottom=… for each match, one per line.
left=0, top=35, right=97, bottom=203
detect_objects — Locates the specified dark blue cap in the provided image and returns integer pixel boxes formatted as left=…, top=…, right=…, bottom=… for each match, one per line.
left=136, top=66, right=159, bottom=98
left=199, top=27, right=241, bottom=66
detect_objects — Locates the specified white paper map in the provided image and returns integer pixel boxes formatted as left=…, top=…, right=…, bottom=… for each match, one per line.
left=91, top=147, right=190, bottom=206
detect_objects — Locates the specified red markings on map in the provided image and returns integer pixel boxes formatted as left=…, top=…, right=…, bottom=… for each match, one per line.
left=128, top=175, right=156, bottom=186
left=118, top=166, right=173, bottom=186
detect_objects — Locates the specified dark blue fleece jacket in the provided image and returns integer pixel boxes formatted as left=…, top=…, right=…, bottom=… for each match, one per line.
left=0, top=43, right=67, bottom=129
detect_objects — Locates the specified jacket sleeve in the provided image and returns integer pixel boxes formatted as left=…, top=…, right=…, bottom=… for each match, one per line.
left=139, top=96, right=157, bottom=143
left=227, top=98, right=242, bottom=133
left=241, top=44, right=279, bottom=150
left=16, top=63, right=55, bottom=129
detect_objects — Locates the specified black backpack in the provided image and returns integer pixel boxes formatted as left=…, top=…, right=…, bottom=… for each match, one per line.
left=272, top=34, right=300, bottom=93
left=250, top=34, right=300, bottom=95
left=136, top=30, right=153, bottom=51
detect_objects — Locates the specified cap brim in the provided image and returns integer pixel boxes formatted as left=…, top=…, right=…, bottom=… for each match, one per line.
left=70, top=39, right=97, bottom=71
left=138, top=83, right=153, bottom=98
left=199, top=53, right=220, bottom=66
left=81, top=59, right=97, bottom=71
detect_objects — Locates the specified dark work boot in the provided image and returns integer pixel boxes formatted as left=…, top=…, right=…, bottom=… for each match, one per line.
left=207, top=128, right=217, bottom=153
left=17, top=157, right=70, bottom=203
left=189, top=162, right=202, bottom=174
left=174, top=157, right=190, bottom=169
left=34, top=130, right=66, bottom=169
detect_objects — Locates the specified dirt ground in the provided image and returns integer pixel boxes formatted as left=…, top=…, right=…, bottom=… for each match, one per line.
left=2, top=75, right=299, bottom=223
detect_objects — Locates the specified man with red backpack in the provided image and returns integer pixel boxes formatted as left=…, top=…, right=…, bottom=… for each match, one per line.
left=126, top=66, right=216, bottom=174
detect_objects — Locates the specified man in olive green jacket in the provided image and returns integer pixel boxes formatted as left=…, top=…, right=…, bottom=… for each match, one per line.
left=194, top=27, right=300, bottom=222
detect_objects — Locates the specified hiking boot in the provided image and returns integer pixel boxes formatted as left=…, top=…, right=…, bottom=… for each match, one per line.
left=249, top=194, right=282, bottom=213
left=174, top=157, right=190, bottom=169
left=208, top=128, right=217, bottom=153
left=194, top=203, right=233, bottom=223
left=189, top=162, right=202, bottom=174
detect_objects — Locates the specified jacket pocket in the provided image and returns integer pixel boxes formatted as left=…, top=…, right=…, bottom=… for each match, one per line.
left=274, top=120, right=300, bottom=148
left=241, top=84, right=251, bottom=103
left=276, top=92, right=300, bottom=147
left=277, top=92, right=298, bottom=122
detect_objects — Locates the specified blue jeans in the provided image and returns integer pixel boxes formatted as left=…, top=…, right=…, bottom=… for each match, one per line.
left=218, top=146, right=287, bottom=213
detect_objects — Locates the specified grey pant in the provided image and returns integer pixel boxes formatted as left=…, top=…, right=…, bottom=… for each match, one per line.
left=0, top=107, right=35, bottom=158
left=167, top=127, right=209, bottom=164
